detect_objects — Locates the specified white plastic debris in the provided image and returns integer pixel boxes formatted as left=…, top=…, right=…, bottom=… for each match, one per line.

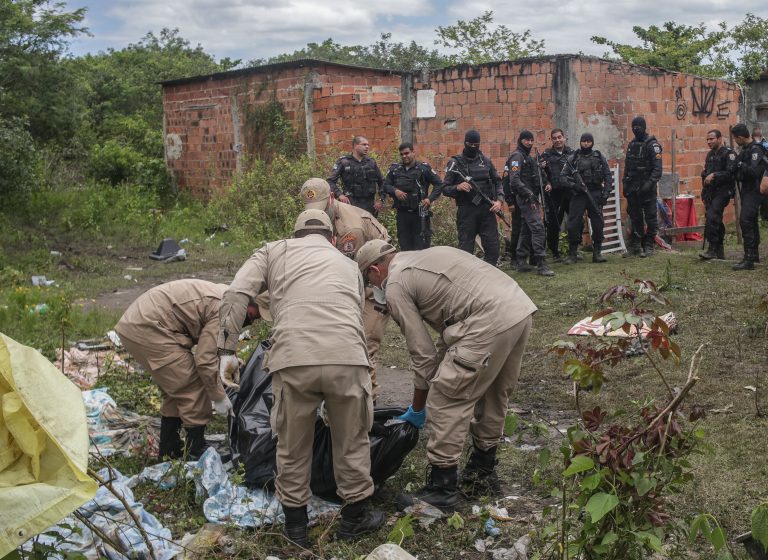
left=366, top=543, right=417, bottom=559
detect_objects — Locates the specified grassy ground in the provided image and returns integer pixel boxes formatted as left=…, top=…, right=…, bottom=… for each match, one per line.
left=3, top=202, right=768, bottom=558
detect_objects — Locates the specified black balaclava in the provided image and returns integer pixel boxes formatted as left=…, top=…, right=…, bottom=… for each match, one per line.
left=631, top=116, right=647, bottom=141
left=463, top=129, right=481, bottom=158
left=580, top=132, right=594, bottom=154
left=517, top=130, right=534, bottom=154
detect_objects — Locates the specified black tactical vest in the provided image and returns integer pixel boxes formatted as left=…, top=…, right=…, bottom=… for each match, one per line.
left=340, top=156, right=378, bottom=198
left=573, top=151, right=604, bottom=188
left=390, top=163, right=427, bottom=210
left=453, top=154, right=495, bottom=204
left=625, top=136, right=657, bottom=182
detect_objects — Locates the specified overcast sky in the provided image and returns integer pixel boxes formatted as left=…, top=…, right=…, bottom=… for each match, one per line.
left=64, top=0, right=766, bottom=64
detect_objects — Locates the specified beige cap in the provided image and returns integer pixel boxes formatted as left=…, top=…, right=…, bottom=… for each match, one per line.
left=254, top=291, right=272, bottom=322
left=293, top=208, right=332, bottom=233
left=300, top=178, right=331, bottom=210
left=355, top=239, right=397, bottom=271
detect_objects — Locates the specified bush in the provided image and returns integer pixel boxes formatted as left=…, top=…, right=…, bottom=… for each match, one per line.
left=88, top=139, right=171, bottom=194
left=0, top=117, right=42, bottom=200
left=212, top=154, right=330, bottom=245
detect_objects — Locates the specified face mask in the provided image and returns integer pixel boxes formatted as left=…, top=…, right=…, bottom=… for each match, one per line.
left=372, top=285, right=387, bottom=305
left=463, top=144, right=479, bottom=158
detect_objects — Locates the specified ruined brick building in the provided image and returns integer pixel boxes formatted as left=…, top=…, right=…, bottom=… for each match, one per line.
left=161, top=54, right=743, bottom=216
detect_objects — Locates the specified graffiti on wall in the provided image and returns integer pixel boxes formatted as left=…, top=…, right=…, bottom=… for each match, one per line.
left=673, top=79, right=732, bottom=120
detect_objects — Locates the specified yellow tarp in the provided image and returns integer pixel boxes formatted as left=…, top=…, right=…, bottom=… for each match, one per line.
left=0, top=332, right=97, bottom=556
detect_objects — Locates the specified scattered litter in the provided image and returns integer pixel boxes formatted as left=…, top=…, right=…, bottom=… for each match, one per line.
left=55, top=345, right=134, bottom=389
left=179, top=523, right=227, bottom=558
left=475, top=539, right=487, bottom=552
left=516, top=444, right=542, bottom=452
left=390, top=365, right=397, bottom=369
left=485, top=518, right=501, bottom=536
left=403, top=500, right=444, bottom=527
left=76, top=338, right=113, bottom=351
left=125, top=266, right=143, bottom=271
left=29, top=303, right=49, bottom=314
left=568, top=312, right=677, bottom=338
left=124, top=274, right=133, bottom=281
left=107, top=330, right=123, bottom=348
left=744, top=386, right=757, bottom=392
left=366, top=543, right=417, bottom=559
left=150, top=238, right=186, bottom=262
left=204, top=223, right=229, bottom=235
left=31, top=275, right=56, bottom=287
left=84, top=388, right=159, bottom=457
left=709, top=403, right=734, bottom=414
left=162, top=249, right=187, bottom=263
left=50, top=250, right=62, bottom=257
left=220, top=241, right=230, bottom=247
left=491, top=535, right=531, bottom=560
left=22, top=467, right=181, bottom=560
left=107, top=245, right=113, bottom=250
left=193, top=447, right=339, bottom=527
left=179, top=238, right=190, bottom=244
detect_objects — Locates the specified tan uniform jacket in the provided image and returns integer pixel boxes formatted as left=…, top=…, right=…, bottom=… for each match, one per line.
left=331, top=200, right=390, bottom=258
left=218, top=235, right=370, bottom=371
left=115, top=279, right=227, bottom=401
left=385, top=247, right=538, bottom=389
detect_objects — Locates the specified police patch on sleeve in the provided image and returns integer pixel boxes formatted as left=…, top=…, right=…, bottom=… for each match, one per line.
left=729, top=153, right=736, bottom=160
left=753, top=153, right=759, bottom=161
left=653, top=145, right=661, bottom=153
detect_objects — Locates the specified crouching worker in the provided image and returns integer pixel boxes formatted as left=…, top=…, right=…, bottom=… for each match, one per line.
left=115, top=279, right=261, bottom=460
left=355, top=241, right=537, bottom=512
left=217, top=209, right=385, bottom=547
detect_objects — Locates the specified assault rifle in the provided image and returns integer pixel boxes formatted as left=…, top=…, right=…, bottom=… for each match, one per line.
left=532, top=148, right=549, bottom=230
left=415, top=175, right=430, bottom=246
left=446, top=160, right=511, bottom=228
left=562, top=155, right=602, bottom=217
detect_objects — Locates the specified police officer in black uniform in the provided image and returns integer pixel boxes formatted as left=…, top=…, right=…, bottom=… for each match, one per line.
left=504, top=130, right=554, bottom=276
left=540, top=129, right=575, bottom=262
left=561, top=133, right=613, bottom=264
left=383, top=142, right=443, bottom=250
left=622, top=116, right=662, bottom=257
left=731, top=123, right=768, bottom=270
left=328, top=135, right=385, bottom=216
left=699, top=129, right=736, bottom=261
left=442, top=129, right=504, bottom=266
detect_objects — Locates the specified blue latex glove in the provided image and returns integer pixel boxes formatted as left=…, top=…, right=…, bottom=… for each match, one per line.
left=396, top=405, right=426, bottom=429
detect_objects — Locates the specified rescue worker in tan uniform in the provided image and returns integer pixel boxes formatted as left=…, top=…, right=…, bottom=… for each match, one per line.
left=115, top=279, right=261, bottom=460
left=300, top=177, right=391, bottom=391
left=217, top=209, right=385, bottom=547
left=355, top=241, right=537, bottom=512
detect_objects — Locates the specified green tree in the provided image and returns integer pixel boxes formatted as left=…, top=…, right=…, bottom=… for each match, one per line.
left=0, top=0, right=88, bottom=142
left=435, top=10, right=545, bottom=65
left=591, top=21, right=729, bottom=77
left=261, top=33, right=448, bottom=71
left=728, top=13, right=768, bottom=83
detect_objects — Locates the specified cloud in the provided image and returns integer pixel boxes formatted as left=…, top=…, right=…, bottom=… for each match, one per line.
left=66, top=0, right=767, bottom=62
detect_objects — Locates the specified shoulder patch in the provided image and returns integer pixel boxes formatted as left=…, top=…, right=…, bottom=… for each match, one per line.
left=510, top=161, right=519, bottom=167
left=729, top=153, right=736, bottom=160
left=653, top=145, right=661, bottom=153
left=656, top=154, right=662, bottom=159
left=753, top=152, right=759, bottom=161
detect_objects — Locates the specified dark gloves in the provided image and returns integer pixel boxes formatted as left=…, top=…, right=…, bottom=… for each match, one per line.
left=599, top=191, right=610, bottom=206
left=640, top=181, right=654, bottom=195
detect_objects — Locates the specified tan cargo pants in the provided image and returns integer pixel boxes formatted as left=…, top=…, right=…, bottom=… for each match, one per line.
left=271, top=364, right=375, bottom=507
left=363, top=289, right=390, bottom=395
left=426, top=314, right=533, bottom=467
left=118, top=334, right=211, bottom=427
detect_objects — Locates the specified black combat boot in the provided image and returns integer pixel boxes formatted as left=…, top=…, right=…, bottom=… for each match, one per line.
left=536, top=257, right=555, bottom=277
left=623, top=238, right=641, bottom=257
left=592, top=243, right=607, bottom=263
left=513, top=258, right=535, bottom=273
left=733, top=252, right=756, bottom=271
left=336, top=498, right=385, bottom=540
left=183, top=425, right=207, bottom=460
left=397, top=465, right=461, bottom=513
left=283, top=504, right=310, bottom=547
left=644, top=241, right=655, bottom=257
left=459, top=446, right=502, bottom=497
left=715, top=243, right=725, bottom=259
left=159, top=416, right=183, bottom=459
left=699, top=243, right=718, bottom=260
left=552, top=251, right=562, bottom=263
left=563, top=243, right=579, bottom=265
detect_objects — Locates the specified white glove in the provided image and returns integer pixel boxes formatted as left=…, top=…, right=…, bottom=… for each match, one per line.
left=218, top=353, right=241, bottom=388
left=213, top=397, right=233, bottom=416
